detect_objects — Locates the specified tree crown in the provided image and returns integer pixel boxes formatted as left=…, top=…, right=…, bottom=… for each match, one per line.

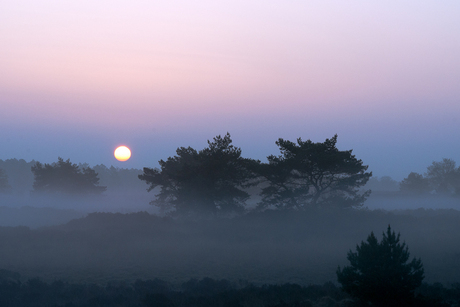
left=31, top=157, right=106, bottom=195
left=139, top=133, right=258, bottom=215
left=337, top=225, right=424, bottom=306
left=258, top=134, right=371, bottom=210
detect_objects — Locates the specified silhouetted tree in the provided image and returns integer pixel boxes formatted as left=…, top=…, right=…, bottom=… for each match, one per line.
left=139, top=133, right=258, bottom=215
left=426, top=158, right=460, bottom=195
left=337, top=225, right=424, bottom=306
left=31, top=157, right=106, bottom=195
left=0, top=168, right=11, bottom=193
left=400, top=172, right=431, bottom=195
left=257, top=135, right=371, bottom=210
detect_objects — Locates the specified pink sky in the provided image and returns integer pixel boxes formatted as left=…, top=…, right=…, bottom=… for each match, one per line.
left=1, top=1, right=460, bottom=180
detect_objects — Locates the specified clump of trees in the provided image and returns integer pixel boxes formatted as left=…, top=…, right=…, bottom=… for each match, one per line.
left=400, top=172, right=430, bottom=195
left=139, top=133, right=259, bottom=215
left=0, top=158, right=146, bottom=196
left=31, top=157, right=106, bottom=195
left=337, top=225, right=424, bottom=306
left=400, top=158, right=460, bottom=196
left=139, top=133, right=372, bottom=215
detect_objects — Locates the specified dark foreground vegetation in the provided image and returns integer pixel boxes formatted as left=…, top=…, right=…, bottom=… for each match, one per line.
left=337, top=225, right=425, bottom=306
left=0, top=273, right=346, bottom=307
left=1, top=209, right=460, bottom=286
left=1, top=272, right=459, bottom=307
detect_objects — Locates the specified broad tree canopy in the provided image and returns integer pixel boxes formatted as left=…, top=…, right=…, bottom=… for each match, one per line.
left=31, top=157, right=106, bottom=195
left=257, top=135, right=371, bottom=210
left=139, top=133, right=258, bottom=215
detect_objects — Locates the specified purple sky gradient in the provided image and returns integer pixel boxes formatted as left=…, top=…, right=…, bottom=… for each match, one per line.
left=1, top=1, right=460, bottom=180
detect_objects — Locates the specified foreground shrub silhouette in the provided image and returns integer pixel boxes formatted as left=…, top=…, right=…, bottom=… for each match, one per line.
left=336, top=225, right=424, bottom=306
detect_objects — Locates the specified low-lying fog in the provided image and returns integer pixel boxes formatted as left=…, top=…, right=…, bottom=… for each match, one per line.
left=0, top=190, right=157, bottom=228
left=1, top=189, right=460, bottom=229
left=1, top=161, right=460, bottom=288
left=1, top=207, right=460, bottom=287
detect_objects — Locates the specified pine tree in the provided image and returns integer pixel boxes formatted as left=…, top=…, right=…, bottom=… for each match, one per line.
left=337, top=225, right=424, bottom=306
left=139, top=133, right=258, bottom=215
left=257, top=134, right=371, bottom=210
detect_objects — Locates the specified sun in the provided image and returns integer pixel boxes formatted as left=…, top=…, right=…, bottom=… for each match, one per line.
left=114, top=146, right=131, bottom=161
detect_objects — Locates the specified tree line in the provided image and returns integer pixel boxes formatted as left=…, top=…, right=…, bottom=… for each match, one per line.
left=400, top=158, right=460, bottom=196
left=137, top=133, right=460, bottom=214
left=0, top=159, right=143, bottom=196
left=31, top=158, right=107, bottom=195
left=2, top=133, right=460, bottom=212
left=0, top=134, right=372, bottom=214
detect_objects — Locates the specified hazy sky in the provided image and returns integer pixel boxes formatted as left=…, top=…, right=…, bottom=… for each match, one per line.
left=1, top=1, right=459, bottom=180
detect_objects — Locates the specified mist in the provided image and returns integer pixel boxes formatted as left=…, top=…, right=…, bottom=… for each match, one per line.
left=0, top=159, right=157, bottom=228
left=0, top=190, right=157, bottom=228
left=2, top=154, right=460, bottom=306
left=1, top=208, right=460, bottom=287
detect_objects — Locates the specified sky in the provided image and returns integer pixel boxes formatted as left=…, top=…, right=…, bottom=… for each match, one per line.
left=1, top=1, right=460, bottom=181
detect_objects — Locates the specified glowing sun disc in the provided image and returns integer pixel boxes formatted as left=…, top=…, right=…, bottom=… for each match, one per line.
left=114, top=146, right=131, bottom=161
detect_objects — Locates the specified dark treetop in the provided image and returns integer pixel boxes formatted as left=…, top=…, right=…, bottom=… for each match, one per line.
left=256, top=134, right=371, bottom=210
left=31, top=157, right=106, bottom=195
left=139, top=133, right=258, bottom=215
left=337, top=225, right=424, bottom=306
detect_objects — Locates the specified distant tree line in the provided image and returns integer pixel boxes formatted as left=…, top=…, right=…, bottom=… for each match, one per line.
left=400, top=158, right=460, bottom=196
left=2, top=134, right=459, bottom=212
left=0, top=158, right=144, bottom=196
left=31, top=158, right=106, bottom=195
left=357, top=159, right=460, bottom=198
